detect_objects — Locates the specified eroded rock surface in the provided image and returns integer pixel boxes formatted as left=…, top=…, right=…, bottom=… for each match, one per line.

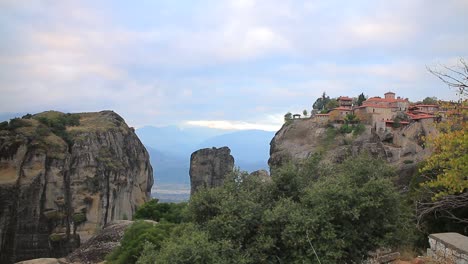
left=189, top=147, right=234, bottom=195
left=0, top=111, right=153, bottom=263
left=66, top=220, right=136, bottom=264
left=269, top=118, right=436, bottom=184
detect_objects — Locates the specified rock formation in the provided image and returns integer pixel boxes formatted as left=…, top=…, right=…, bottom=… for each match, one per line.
left=249, top=169, right=271, bottom=182
left=269, top=118, right=436, bottom=184
left=189, top=147, right=234, bottom=195
left=66, top=220, right=146, bottom=264
left=0, top=111, right=153, bottom=263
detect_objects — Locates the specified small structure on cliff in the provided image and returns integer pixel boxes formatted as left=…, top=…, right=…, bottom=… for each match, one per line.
left=189, top=147, right=234, bottom=195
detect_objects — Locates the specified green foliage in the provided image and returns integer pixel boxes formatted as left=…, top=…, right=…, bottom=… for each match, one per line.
left=34, top=113, right=80, bottom=146
left=339, top=124, right=353, bottom=134
left=134, top=199, right=188, bottom=224
left=419, top=102, right=468, bottom=198
left=312, top=92, right=330, bottom=110
left=106, top=221, right=175, bottom=264
left=49, top=233, right=67, bottom=242
left=125, top=154, right=413, bottom=264
left=302, top=109, right=308, bottom=116
left=352, top=123, right=366, bottom=136
left=72, top=212, right=86, bottom=224
left=137, top=224, right=246, bottom=264
left=422, top=96, right=437, bottom=105
left=0, top=121, right=8, bottom=130
left=357, top=93, right=367, bottom=106
left=8, top=118, right=30, bottom=130
left=344, top=113, right=358, bottom=124
left=325, top=98, right=339, bottom=110
left=324, top=126, right=337, bottom=145
left=22, top=113, right=33, bottom=119
left=180, top=154, right=412, bottom=263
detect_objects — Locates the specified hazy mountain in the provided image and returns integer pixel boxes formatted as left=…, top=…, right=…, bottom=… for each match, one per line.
left=136, top=125, right=229, bottom=156
left=137, top=126, right=275, bottom=185
left=146, top=146, right=190, bottom=184
left=198, top=130, right=275, bottom=172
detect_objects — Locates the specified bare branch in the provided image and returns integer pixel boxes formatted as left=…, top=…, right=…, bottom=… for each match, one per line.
left=427, top=58, right=468, bottom=98
left=416, top=191, right=468, bottom=227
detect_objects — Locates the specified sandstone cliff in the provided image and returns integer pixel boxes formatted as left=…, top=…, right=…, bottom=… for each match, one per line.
left=0, top=111, right=153, bottom=263
left=189, top=147, right=234, bottom=195
left=269, top=118, right=436, bottom=183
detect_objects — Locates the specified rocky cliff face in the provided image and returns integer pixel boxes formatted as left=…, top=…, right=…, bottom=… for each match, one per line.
left=189, top=147, right=234, bottom=195
left=269, top=118, right=436, bottom=183
left=0, top=111, right=153, bottom=263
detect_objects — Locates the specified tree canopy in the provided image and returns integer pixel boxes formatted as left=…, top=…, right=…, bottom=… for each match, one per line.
left=127, top=154, right=413, bottom=264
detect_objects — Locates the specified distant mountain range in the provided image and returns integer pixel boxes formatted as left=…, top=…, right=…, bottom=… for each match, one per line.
left=136, top=126, right=275, bottom=185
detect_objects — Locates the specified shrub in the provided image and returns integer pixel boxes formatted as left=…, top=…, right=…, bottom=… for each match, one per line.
left=339, top=124, right=353, bottom=134
left=8, top=118, right=29, bottom=130
left=352, top=123, right=366, bottom=136
left=0, top=121, right=8, bottom=130
left=134, top=199, right=188, bottom=224
left=106, top=221, right=175, bottom=264
left=72, top=212, right=86, bottom=224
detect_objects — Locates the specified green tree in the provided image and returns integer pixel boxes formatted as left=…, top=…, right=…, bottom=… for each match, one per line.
left=416, top=59, right=468, bottom=230
left=312, top=92, right=330, bottom=110
left=357, top=93, right=367, bottom=106
left=134, top=199, right=187, bottom=224
left=325, top=99, right=339, bottom=110
left=422, top=96, right=438, bottom=105
left=302, top=109, right=308, bottom=116
left=106, top=221, right=175, bottom=264
left=344, top=113, right=358, bottom=124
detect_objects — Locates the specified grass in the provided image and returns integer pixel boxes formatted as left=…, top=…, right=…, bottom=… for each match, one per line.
left=67, top=112, right=121, bottom=133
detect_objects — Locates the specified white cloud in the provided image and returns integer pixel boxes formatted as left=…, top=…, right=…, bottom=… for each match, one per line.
left=186, top=119, right=282, bottom=131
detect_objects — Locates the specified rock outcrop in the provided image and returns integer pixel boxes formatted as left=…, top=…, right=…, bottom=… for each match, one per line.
left=0, top=111, right=153, bottom=263
left=249, top=169, right=271, bottom=183
left=269, top=118, right=436, bottom=184
left=66, top=220, right=138, bottom=264
left=189, top=147, right=234, bottom=195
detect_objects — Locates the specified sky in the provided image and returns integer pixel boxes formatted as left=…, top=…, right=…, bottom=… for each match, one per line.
left=1, top=0, right=467, bottom=131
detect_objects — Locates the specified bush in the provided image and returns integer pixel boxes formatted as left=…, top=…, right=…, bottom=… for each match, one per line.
left=339, top=124, right=353, bottom=134
left=72, top=212, right=86, bottom=224
left=352, top=123, right=366, bottom=136
left=181, top=154, right=413, bottom=263
left=134, top=199, right=188, bottom=224
left=106, top=221, right=175, bottom=264
left=137, top=224, right=245, bottom=264
left=34, top=113, right=80, bottom=146
left=0, top=121, right=8, bottom=130
left=8, top=118, right=29, bottom=130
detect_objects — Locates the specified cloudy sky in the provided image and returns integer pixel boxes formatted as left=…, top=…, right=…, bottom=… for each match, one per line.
left=1, top=0, right=467, bottom=131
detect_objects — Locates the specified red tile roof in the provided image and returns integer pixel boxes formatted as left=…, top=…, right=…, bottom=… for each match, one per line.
left=338, top=96, right=353, bottom=101
left=406, top=112, right=436, bottom=120
left=356, top=104, right=397, bottom=109
left=365, top=97, right=408, bottom=103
